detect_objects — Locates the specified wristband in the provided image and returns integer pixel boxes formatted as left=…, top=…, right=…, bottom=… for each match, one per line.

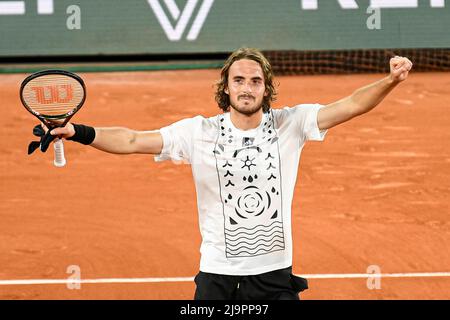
left=67, top=124, right=96, bottom=145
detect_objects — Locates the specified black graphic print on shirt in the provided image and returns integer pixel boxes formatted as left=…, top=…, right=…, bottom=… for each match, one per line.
left=213, top=112, right=285, bottom=258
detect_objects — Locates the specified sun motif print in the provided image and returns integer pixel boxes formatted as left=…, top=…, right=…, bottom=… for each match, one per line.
left=155, top=104, right=327, bottom=274
left=213, top=111, right=285, bottom=258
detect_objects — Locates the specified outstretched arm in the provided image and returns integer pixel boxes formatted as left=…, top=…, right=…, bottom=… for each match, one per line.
left=50, top=124, right=163, bottom=155
left=317, top=56, right=413, bottom=131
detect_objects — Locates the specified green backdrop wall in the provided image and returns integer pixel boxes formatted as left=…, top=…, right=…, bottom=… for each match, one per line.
left=0, top=0, right=449, bottom=57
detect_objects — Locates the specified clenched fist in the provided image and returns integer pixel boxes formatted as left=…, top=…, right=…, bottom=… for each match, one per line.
left=390, top=56, right=413, bottom=82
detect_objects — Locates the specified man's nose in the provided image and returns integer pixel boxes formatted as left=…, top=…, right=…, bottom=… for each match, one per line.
left=243, top=81, right=253, bottom=93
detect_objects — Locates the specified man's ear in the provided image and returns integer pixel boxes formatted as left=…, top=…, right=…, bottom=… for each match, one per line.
left=224, top=86, right=229, bottom=95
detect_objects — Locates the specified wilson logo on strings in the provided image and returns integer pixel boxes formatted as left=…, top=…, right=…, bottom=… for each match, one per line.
left=147, top=0, right=215, bottom=41
left=31, top=85, right=73, bottom=104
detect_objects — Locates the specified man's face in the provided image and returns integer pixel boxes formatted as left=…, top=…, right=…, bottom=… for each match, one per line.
left=225, top=59, right=267, bottom=115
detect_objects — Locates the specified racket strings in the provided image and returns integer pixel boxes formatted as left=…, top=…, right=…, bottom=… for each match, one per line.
left=22, top=74, right=84, bottom=117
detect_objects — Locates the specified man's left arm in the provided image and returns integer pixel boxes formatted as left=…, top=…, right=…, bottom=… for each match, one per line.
left=317, top=56, right=413, bottom=131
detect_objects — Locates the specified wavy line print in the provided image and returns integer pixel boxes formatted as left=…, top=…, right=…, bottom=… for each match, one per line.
left=226, top=234, right=284, bottom=249
left=225, top=223, right=283, bottom=237
left=225, top=240, right=285, bottom=254
left=225, top=228, right=283, bottom=242
left=225, top=224, right=282, bottom=239
left=225, top=220, right=282, bottom=233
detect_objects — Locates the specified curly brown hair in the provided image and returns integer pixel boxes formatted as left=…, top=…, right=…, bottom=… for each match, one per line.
left=215, top=48, right=277, bottom=113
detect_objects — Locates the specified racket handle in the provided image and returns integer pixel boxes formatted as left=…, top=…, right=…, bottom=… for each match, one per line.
left=53, top=138, right=66, bottom=167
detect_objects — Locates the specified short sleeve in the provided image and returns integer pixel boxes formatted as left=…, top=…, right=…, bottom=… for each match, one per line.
left=154, top=116, right=202, bottom=164
left=279, top=104, right=327, bottom=141
left=299, top=104, right=327, bottom=141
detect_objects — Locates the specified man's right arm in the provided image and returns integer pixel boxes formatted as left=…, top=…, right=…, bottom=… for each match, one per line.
left=50, top=123, right=163, bottom=155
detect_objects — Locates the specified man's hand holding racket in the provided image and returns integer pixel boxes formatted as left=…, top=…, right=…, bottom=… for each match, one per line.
left=30, top=121, right=95, bottom=162
left=31, top=122, right=76, bottom=151
left=22, top=69, right=163, bottom=163
left=20, top=70, right=95, bottom=167
left=49, top=123, right=76, bottom=139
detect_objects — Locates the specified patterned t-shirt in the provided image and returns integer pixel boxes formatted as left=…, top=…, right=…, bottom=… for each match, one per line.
left=155, top=104, right=327, bottom=275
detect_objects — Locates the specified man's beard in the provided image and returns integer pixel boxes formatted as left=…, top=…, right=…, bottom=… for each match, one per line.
left=229, top=97, right=263, bottom=116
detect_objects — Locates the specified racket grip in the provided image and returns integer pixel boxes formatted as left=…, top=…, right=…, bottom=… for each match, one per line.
left=53, top=138, right=66, bottom=167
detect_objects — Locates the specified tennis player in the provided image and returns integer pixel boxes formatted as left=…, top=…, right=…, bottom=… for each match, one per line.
left=40, top=48, right=412, bottom=300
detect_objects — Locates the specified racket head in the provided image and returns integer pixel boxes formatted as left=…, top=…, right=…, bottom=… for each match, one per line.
left=20, top=69, right=86, bottom=128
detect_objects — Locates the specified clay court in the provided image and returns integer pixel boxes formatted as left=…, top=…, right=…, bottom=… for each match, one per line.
left=0, top=69, right=449, bottom=299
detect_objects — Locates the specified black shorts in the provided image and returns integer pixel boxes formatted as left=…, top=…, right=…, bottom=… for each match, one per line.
left=194, top=266, right=308, bottom=300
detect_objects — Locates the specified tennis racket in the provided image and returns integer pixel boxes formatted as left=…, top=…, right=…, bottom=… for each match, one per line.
left=20, top=70, right=86, bottom=167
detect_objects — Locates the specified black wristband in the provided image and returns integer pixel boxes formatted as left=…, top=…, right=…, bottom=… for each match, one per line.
left=67, top=124, right=96, bottom=145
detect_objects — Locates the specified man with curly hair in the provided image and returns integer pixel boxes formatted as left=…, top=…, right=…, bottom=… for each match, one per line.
left=42, top=47, right=412, bottom=300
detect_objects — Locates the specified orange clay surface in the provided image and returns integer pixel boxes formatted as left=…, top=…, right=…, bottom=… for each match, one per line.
left=0, top=70, right=449, bottom=299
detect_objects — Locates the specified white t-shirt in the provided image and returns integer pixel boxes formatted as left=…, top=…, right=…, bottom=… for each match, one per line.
left=155, top=104, right=327, bottom=275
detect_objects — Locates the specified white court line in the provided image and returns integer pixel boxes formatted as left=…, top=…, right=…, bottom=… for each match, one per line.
left=1, top=272, right=450, bottom=286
